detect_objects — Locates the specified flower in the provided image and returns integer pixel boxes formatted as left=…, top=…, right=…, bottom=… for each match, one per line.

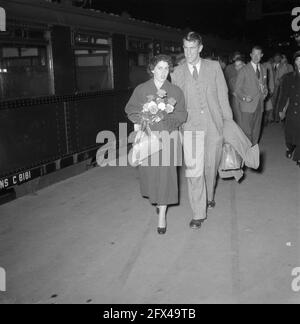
left=149, top=102, right=159, bottom=114
left=165, top=104, right=174, bottom=113
left=142, top=102, right=150, bottom=112
left=139, top=90, right=177, bottom=128
left=157, top=102, right=166, bottom=111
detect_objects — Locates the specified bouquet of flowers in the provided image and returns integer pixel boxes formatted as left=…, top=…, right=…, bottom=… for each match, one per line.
left=131, top=89, right=177, bottom=165
left=140, top=89, right=177, bottom=129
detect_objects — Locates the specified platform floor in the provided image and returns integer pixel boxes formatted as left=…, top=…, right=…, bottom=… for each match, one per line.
left=0, top=124, right=299, bottom=304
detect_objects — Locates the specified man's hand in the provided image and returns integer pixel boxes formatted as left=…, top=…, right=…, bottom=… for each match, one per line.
left=245, top=96, right=253, bottom=103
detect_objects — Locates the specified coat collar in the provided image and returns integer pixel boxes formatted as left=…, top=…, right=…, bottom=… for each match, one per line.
left=148, top=78, right=172, bottom=93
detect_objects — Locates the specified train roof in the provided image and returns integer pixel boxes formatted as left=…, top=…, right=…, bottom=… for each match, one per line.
left=0, top=0, right=184, bottom=41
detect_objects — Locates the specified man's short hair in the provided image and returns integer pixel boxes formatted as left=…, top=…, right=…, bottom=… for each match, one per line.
left=251, top=45, right=263, bottom=53
left=293, top=50, right=300, bottom=61
left=183, top=31, right=202, bottom=45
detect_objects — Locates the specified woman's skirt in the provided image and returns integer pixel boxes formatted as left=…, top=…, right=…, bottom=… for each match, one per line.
left=138, top=134, right=182, bottom=205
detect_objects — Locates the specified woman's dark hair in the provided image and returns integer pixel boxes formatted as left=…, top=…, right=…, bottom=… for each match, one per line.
left=147, top=54, right=173, bottom=76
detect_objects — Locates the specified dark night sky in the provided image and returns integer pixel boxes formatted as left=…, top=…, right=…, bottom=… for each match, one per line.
left=91, top=0, right=246, bottom=38
left=88, top=0, right=299, bottom=45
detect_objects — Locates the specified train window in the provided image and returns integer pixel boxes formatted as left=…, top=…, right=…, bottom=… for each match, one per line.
left=73, top=33, right=113, bottom=92
left=163, top=41, right=182, bottom=54
left=0, top=45, right=52, bottom=100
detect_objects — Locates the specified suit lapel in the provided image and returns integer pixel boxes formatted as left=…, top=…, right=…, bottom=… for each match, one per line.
left=198, top=59, right=206, bottom=85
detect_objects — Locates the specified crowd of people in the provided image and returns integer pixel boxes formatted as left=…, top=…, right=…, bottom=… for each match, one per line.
left=222, top=49, right=299, bottom=167
left=178, top=45, right=300, bottom=167
left=125, top=31, right=300, bottom=235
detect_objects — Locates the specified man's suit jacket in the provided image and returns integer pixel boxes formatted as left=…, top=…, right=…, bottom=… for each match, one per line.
left=234, top=62, right=267, bottom=113
left=273, top=63, right=294, bottom=85
left=171, top=59, right=233, bottom=135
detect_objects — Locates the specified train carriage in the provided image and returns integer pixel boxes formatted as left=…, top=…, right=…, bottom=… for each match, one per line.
left=0, top=0, right=246, bottom=201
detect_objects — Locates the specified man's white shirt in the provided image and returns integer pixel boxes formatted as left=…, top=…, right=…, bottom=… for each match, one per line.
left=251, top=61, right=260, bottom=73
left=188, top=60, right=201, bottom=76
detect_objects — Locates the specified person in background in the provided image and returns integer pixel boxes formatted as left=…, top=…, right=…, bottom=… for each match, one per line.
left=281, top=54, right=294, bottom=73
left=171, top=31, right=233, bottom=229
left=125, top=54, right=187, bottom=234
left=226, top=54, right=246, bottom=122
left=262, top=58, right=275, bottom=126
left=224, top=51, right=242, bottom=85
left=278, top=51, right=300, bottom=167
left=272, top=53, right=294, bottom=122
left=234, top=46, right=268, bottom=145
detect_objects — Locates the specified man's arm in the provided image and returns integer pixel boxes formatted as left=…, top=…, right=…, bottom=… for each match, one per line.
left=215, top=63, right=233, bottom=121
left=234, top=68, right=253, bottom=103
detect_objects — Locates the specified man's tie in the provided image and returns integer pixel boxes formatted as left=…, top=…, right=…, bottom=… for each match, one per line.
left=193, top=65, right=198, bottom=80
left=256, top=64, right=260, bottom=79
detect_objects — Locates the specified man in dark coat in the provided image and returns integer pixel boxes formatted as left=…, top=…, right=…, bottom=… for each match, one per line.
left=278, top=51, right=300, bottom=167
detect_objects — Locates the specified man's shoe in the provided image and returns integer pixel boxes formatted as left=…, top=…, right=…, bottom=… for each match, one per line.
left=296, top=161, right=300, bottom=167
left=207, top=200, right=216, bottom=209
left=189, top=219, right=205, bottom=229
left=157, top=227, right=167, bottom=235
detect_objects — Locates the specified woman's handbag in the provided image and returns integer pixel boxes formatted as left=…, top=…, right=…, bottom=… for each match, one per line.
left=220, top=143, right=243, bottom=171
left=130, top=127, right=162, bottom=166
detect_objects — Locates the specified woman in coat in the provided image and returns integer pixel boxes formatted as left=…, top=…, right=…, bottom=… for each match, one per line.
left=125, top=55, right=187, bottom=234
left=278, top=51, right=300, bottom=167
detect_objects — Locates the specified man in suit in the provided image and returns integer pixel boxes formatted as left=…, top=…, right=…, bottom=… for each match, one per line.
left=171, top=32, right=233, bottom=229
left=278, top=51, right=300, bottom=167
left=272, top=53, right=294, bottom=122
left=234, top=46, right=268, bottom=145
